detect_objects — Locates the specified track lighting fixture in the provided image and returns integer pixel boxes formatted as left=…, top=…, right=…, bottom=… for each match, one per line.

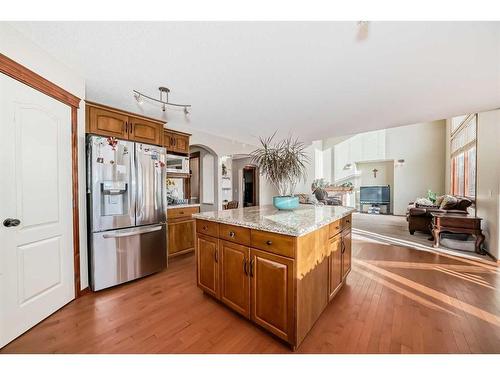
left=132, top=86, right=191, bottom=115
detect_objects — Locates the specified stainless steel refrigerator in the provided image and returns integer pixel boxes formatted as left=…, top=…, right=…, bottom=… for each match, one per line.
left=86, top=135, right=167, bottom=291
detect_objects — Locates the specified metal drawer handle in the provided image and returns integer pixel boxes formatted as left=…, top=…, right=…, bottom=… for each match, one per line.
left=229, top=231, right=235, bottom=238
left=243, top=258, right=248, bottom=275
left=203, top=226, right=208, bottom=231
left=179, top=211, right=184, bottom=215
left=250, top=258, right=255, bottom=277
left=214, top=250, right=218, bottom=263
left=102, top=225, right=162, bottom=239
left=266, top=240, right=272, bottom=245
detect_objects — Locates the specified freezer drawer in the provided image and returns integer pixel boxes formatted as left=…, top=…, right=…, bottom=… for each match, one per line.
left=90, top=224, right=167, bottom=291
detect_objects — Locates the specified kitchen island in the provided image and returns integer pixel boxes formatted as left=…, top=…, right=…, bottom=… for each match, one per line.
left=193, top=204, right=355, bottom=349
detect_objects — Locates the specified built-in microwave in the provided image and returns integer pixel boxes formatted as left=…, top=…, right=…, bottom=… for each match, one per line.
left=166, top=154, right=190, bottom=174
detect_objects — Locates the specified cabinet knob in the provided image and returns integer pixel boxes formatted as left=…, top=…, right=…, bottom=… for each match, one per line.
left=203, top=226, right=208, bottom=231
left=229, top=231, right=235, bottom=238
left=180, top=211, right=184, bottom=215
left=266, top=240, right=272, bottom=245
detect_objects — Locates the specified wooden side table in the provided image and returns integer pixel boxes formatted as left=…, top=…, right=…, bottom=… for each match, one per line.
left=431, top=213, right=485, bottom=255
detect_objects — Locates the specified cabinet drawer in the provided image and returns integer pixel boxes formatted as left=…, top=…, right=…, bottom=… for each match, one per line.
left=329, top=219, right=342, bottom=238
left=219, top=224, right=251, bottom=246
left=342, top=214, right=352, bottom=230
left=167, top=206, right=199, bottom=219
left=251, top=230, right=295, bottom=258
left=196, top=219, right=219, bottom=237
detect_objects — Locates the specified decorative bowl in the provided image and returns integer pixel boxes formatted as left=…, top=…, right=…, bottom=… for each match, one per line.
left=273, top=196, right=299, bottom=210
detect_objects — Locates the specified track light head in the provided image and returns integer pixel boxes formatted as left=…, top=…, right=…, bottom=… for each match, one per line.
left=134, top=92, right=144, bottom=105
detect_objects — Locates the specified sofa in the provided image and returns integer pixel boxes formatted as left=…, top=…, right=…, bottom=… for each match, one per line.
left=295, top=189, right=342, bottom=206
left=406, top=195, right=472, bottom=235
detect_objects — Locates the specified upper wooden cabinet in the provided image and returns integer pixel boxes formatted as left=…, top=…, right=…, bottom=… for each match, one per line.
left=129, top=116, right=162, bottom=145
left=87, top=106, right=129, bottom=138
left=85, top=102, right=164, bottom=146
left=164, top=129, right=190, bottom=154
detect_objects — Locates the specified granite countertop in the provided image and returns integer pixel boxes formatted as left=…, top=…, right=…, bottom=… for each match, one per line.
left=192, top=204, right=356, bottom=237
left=167, top=203, right=201, bottom=210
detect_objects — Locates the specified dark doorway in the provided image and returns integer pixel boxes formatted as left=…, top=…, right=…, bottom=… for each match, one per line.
left=243, top=166, right=257, bottom=207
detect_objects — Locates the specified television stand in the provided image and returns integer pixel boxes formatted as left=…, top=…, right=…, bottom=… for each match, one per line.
left=359, top=202, right=391, bottom=215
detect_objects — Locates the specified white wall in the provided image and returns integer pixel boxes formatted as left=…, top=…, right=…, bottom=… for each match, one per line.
left=295, top=140, right=323, bottom=194
left=475, top=109, right=500, bottom=259
left=317, top=121, right=447, bottom=215
left=0, top=24, right=88, bottom=290
left=386, top=121, right=446, bottom=215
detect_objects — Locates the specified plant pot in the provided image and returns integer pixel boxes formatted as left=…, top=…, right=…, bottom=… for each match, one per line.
left=273, top=196, right=299, bottom=210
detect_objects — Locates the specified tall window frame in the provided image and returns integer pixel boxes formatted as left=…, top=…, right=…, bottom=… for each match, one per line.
left=450, top=114, right=477, bottom=200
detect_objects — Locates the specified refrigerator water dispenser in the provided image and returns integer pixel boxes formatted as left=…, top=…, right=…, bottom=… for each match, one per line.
left=101, top=181, right=128, bottom=216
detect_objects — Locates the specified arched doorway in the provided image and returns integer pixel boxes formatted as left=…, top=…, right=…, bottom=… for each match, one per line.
left=189, top=144, right=219, bottom=212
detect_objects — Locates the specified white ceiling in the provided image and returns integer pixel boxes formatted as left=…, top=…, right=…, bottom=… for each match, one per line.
left=11, top=21, right=500, bottom=145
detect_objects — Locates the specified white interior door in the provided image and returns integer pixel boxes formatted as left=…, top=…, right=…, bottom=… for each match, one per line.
left=0, top=73, right=74, bottom=348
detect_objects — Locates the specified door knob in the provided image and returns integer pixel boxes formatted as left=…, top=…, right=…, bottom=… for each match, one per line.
left=3, top=218, right=20, bottom=227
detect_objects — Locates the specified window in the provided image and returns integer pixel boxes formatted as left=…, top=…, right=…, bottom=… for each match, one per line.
left=450, top=114, right=477, bottom=199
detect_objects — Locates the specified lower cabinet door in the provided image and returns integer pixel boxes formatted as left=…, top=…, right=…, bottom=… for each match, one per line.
left=328, top=234, right=343, bottom=300
left=342, top=230, right=352, bottom=280
left=250, top=248, right=294, bottom=343
left=220, top=241, right=250, bottom=318
left=196, top=234, right=219, bottom=298
left=168, top=218, right=195, bottom=256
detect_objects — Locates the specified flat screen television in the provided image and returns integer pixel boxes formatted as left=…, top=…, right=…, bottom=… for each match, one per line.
left=360, top=185, right=390, bottom=204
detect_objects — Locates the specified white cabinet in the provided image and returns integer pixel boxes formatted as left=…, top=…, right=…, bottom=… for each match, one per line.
left=333, top=129, right=387, bottom=183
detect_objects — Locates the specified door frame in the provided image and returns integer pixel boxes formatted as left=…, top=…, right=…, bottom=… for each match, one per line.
left=0, top=53, right=83, bottom=297
left=186, top=151, right=200, bottom=201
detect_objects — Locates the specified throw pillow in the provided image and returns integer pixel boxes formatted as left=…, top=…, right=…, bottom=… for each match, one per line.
left=314, top=188, right=328, bottom=201
left=456, top=197, right=473, bottom=211
left=435, top=195, right=445, bottom=207
left=440, top=195, right=458, bottom=210
left=308, top=194, right=320, bottom=205
left=415, top=198, right=434, bottom=207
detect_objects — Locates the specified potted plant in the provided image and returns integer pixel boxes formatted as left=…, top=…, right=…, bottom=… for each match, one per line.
left=250, top=133, right=309, bottom=210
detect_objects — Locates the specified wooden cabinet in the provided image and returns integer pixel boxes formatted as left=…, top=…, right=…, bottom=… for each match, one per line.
left=86, top=102, right=164, bottom=146
left=220, top=241, right=250, bottom=318
left=167, top=206, right=200, bottom=257
left=250, top=229, right=295, bottom=258
left=195, top=214, right=352, bottom=350
left=328, top=234, right=343, bottom=301
left=342, top=229, right=352, bottom=280
left=250, top=248, right=294, bottom=342
left=168, top=218, right=196, bottom=257
left=196, top=233, right=219, bottom=298
left=87, top=106, right=129, bottom=138
left=219, top=223, right=251, bottom=246
left=129, top=116, right=162, bottom=145
left=164, top=129, right=190, bottom=154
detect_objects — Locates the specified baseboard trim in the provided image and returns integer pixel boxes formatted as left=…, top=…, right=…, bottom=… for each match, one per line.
left=77, top=287, right=91, bottom=298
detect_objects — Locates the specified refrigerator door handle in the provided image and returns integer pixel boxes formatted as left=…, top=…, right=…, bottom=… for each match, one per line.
left=102, top=225, right=162, bottom=239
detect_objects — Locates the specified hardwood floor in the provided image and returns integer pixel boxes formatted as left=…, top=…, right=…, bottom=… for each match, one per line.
left=2, top=233, right=499, bottom=354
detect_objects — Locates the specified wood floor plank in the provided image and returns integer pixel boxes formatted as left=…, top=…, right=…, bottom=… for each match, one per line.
left=1, top=233, right=499, bottom=354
